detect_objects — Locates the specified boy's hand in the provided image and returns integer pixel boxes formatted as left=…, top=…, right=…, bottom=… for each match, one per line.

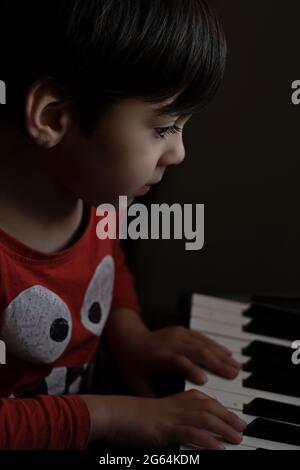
left=104, top=309, right=241, bottom=397
left=116, top=324, right=241, bottom=397
left=144, top=324, right=240, bottom=378
left=82, top=389, right=247, bottom=450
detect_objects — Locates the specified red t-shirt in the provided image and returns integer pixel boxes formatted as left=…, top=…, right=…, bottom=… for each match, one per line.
left=0, top=205, right=140, bottom=449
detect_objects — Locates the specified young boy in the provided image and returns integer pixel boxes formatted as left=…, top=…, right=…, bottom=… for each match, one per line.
left=0, top=0, right=246, bottom=450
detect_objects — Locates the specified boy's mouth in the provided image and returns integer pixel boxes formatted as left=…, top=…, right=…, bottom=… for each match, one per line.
left=133, top=175, right=163, bottom=197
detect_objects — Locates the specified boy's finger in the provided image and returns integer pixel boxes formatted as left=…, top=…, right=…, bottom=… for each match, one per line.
left=184, top=346, right=240, bottom=379
left=201, top=399, right=247, bottom=433
left=199, top=339, right=240, bottom=369
left=175, top=426, right=225, bottom=450
left=196, top=413, right=243, bottom=445
left=178, top=330, right=240, bottom=370
left=169, top=354, right=208, bottom=384
left=191, top=331, right=232, bottom=356
left=203, top=345, right=242, bottom=371
left=190, top=337, right=242, bottom=370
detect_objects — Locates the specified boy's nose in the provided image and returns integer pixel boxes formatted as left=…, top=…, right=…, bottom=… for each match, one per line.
left=160, top=144, right=186, bottom=167
left=174, top=148, right=186, bottom=165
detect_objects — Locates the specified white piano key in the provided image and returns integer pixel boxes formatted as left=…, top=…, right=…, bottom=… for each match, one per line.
left=182, top=430, right=300, bottom=450
left=225, top=435, right=300, bottom=450
left=181, top=443, right=256, bottom=450
left=186, top=373, right=300, bottom=407
left=230, top=411, right=300, bottom=450
left=192, top=304, right=250, bottom=327
left=182, top=438, right=299, bottom=450
left=223, top=444, right=256, bottom=450
left=191, top=317, right=291, bottom=348
left=238, top=436, right=300, bottom=450
left=211, top=412, right=300, bottom=450
left=192, top=294, right=249, bottom=314
left=198, top=333, right=248, bottom=353
left=199, top=387, right=254, bottom=411
left=198, top=387, right=300, bottom=425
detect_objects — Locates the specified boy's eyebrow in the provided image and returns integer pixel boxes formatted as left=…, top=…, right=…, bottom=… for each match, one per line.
left=152, top=108, right=193, bottom=123
left=152, top=107, right=181, bottom=119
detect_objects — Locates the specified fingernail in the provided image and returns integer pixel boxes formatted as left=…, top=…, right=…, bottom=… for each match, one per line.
left=239, top=419, right=248, bottom=429
left=226, top=367, right=240, bottom=377
left=200, top=372, right=208, bottom=384
left=230, top=359, right=241, bottom=368
left=186, top=442, right=201, bottom=450
left=217, top=443, right=226, bottom=450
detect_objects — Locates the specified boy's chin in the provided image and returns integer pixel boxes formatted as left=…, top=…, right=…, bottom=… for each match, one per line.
left=90, top=195, right=135, bottom=208
left=106, top=195, right=135, bottom=210
left=113, top=195, right=135, bottom=207
left=127, top=196, right=135, bottom=206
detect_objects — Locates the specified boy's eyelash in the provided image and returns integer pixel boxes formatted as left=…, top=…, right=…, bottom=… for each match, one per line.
left=154, top=125, right=183, bottom=139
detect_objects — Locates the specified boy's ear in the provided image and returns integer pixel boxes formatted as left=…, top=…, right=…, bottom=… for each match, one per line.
left=25, top=78, right=72, bottom=148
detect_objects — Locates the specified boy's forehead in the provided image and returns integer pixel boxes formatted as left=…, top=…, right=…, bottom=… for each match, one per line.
left=152, top=93, right=180, bottom=112
left=149, top=96, right=181, bottom=118
left=152, top=95, right=177, bottom=109
left=111, top=95, right=181, bottom=122
left=150, top=90, right=185, bottom=116
left=120, top=97, right=176, bottom=117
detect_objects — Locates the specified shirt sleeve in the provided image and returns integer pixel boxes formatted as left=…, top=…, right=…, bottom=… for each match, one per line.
left=110, top=237, right=141, bottom=314
left=0, top=394, right=91, bottom=450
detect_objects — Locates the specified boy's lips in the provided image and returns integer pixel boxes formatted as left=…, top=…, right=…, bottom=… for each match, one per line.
left=133, top=177, right=163, bottom=197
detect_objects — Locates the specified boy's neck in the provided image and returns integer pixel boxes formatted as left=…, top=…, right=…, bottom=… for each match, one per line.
left=0, top=124, right=86, bottom=253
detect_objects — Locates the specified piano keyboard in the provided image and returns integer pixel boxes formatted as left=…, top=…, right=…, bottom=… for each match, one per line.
left=183, top=293, right=300, bottom=450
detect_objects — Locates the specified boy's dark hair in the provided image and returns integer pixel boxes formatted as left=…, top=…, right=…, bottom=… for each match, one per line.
left=0, top=0, right=226, bottom=133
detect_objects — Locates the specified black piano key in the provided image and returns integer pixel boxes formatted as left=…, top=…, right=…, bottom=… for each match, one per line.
left=243, top=372, right=300, bottom=398
left=243, top=304, right=300, bottom=340
left=251, top=295, right=300, bottom=314
left=244, top=418, right=300, bottom=446
left=244, top=304, right=300, bottom=321
left=243, top=317, right=295, bottom=340
left=243, top=357, right=298, bottom=375
left=242, top=341, right=292, bottom=366
left=243, top=398, right=300, bottom=425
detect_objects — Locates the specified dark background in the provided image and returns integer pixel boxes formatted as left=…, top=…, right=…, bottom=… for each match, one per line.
left=124, top=0, right=300, bottom=329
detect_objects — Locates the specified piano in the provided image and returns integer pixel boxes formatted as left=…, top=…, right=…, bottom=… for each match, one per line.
left=183, top=293, right=300, bottom=450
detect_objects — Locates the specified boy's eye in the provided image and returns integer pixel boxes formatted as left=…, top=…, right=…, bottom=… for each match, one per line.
left=154, top=124, right=183, bottom=139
